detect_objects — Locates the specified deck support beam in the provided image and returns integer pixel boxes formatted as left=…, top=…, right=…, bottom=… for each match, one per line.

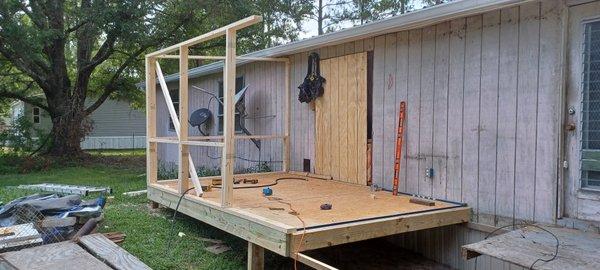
left=247, top=242, right=264, bottom=270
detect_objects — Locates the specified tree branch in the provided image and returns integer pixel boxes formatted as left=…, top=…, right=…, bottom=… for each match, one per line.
left=0, top=89, right=50, bottom=113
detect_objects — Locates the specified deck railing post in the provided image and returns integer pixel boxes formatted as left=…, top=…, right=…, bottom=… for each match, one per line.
left=178, top=45, right=191, bottom=194
left=145, top=57, right=158, bottom=186
left=221, top=28, right=237, bottom=207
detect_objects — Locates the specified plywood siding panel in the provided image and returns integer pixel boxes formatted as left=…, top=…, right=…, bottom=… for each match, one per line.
left=372, top=35, right=386, bottom=187
left=419, top=25, right=436, bottom=197
left=396, top=31, right=410, bottom=192
left=383, top=33, right=398, bottom=188
left=514, top=2, right=540, bottom=222
left=478, top=10, right=501, bottom=226
left=406, top=29, right=422, bottom=194
left=447, top=18, right=467, bottom=203
left=462, top=15, right=482, bottom=218
left=495, top=6, right=520, bottom=227
left=534, top=0, right=562, bottom=224
left=433, top=22, right=450, bottom=199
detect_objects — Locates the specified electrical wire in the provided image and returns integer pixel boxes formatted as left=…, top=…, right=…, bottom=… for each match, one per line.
left=166, top=187, right=195, bottom=253
left=481, top=223, right=560, bottom=270
left=212, top=177, right=307, bottom=189
left=266, top=197, right=306, bottom=270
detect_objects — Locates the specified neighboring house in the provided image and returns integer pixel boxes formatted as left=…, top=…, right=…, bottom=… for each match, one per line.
left=9, top=98, right=146, bottom=149
left=148, top=0, right=600, bottom=269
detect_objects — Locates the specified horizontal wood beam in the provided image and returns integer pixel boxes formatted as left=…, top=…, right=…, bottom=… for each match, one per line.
left=157, top=55, right=289, bottom=62
left=296, top=253, right=338, bottom=270
left=148, top=137, right=224, bottom=147
left=290, top=207, right=469, bottom=254
left=151, top=135, right=286, bottom=141
left=147, top=15, right=262, bottom=58
left=147, top=184, right=290, bottom=255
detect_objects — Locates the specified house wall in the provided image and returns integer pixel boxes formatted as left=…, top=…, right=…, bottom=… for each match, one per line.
left=156, top=1, right=568, bottom=269
left=14, top=99, right=146, bottom=149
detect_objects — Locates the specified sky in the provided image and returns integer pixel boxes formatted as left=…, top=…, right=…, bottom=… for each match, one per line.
left=298, top=0, right=428, bottom=39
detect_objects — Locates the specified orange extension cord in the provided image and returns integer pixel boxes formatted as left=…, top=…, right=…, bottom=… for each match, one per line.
left=267, top=197, right=306, bottom=270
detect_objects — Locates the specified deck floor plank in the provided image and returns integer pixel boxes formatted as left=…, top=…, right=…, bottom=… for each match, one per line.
left=155, top=173, right=462, bottom=228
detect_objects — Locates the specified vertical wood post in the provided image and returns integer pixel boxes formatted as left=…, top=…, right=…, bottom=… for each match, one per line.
left=221, top=29, right=237, bottom=207
left=145, top=57, right=158, bottom=185
left=247, top=242, right=264, bottom=270
left=283, top=60, right=291, bottom=172
left=178, top=46, right=190, bottom=194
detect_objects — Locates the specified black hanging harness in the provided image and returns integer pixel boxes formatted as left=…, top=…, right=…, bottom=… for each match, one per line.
left=298, top=52, right=326, bottom=103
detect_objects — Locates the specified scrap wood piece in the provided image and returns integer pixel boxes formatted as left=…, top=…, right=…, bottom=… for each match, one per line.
left=17, top=183, right=112, bottom=195
left=79, top=234, right=151, bottom=270
left=204, top=243, right=231, bottom=254
left=0, top=223, right=43, bottom=251
left=409, top=197, right=435, bottom=206
left=102, top=232, right=126, bottom=244
left=1, top=241, right=112, bottom=270
left=196, top=237, right=224, bottom=245
left=462, top=225, right=600, bottom=270
left=122, top=190, right=147, bottom=197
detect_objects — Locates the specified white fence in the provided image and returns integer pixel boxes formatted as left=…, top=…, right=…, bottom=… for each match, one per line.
left=80, top=136, right=146, bottom=150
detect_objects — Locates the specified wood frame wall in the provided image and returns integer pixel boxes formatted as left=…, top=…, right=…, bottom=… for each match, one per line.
left=145, top=15, right=291, bottom=205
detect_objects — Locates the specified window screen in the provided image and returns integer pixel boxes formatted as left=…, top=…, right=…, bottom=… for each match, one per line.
left=581, top=21, right=600, bottom=189
left=32, top=107, right=40, bottom=124
left=218, top=77, right=244, bottom=133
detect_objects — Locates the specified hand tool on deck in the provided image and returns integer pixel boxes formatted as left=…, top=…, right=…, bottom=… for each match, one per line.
left=393, top=101, right=407, bottom=196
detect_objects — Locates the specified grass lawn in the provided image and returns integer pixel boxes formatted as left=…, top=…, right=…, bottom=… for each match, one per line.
left=0, top=150, right=290, bottom=269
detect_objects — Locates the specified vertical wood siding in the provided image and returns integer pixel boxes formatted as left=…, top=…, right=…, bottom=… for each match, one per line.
left=367, top=1, right=562, bottom=226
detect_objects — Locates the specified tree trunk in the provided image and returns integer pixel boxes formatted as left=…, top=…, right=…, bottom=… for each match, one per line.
left=46, top=98, right=91, bottom=156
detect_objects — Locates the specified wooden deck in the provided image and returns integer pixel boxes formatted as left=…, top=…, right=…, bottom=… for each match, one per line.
left=148, top=172, right=470, bottom=257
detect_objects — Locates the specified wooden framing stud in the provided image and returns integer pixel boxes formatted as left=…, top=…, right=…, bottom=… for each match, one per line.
left=247, top=242, right=264, bottom=270
left=220, top=28, right=237, bottom=207
left=178, top=45, right=191, bottom=194
left=283, top=60, right=291, bottom=172
left=145, top=57, right=158, bottom=185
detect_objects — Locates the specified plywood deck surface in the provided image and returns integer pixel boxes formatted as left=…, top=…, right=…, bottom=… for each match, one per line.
left=462, top=225, right=600, bottom=270
left=155, top=172, right=461, bottom=229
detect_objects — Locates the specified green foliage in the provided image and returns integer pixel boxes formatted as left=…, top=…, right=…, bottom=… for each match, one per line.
left=0, top=114, right=48, bottom=154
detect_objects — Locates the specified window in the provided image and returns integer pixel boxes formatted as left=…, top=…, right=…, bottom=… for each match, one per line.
left=32, top=107, right=40, bottom=124
left=581, top=21, right=600, bottom=190
left=168, top=89, right=179, bottom=131
left=218, top=77, right=245, bottom=133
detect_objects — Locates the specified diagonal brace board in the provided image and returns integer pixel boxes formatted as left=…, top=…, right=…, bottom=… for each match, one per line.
left=155, top=61, right=203, bottom=196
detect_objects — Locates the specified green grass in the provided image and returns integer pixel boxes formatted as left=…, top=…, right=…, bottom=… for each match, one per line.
left=0, top=151, right=266, bottom=270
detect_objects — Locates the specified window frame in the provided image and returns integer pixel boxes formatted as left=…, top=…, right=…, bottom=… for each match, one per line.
left=32, top=106, right=40, bottom=124
left=579, top=18, right=600, bottom=192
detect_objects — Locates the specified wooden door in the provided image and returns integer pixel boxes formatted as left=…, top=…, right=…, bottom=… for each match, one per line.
left=315, top=52, right=368, bottom=185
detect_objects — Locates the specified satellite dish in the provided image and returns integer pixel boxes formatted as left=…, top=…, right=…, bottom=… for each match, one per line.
left=189, top=108, right=212, bottom=136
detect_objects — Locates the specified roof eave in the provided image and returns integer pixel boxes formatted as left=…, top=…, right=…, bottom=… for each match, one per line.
left=140, top=0, right=537, bottom=89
